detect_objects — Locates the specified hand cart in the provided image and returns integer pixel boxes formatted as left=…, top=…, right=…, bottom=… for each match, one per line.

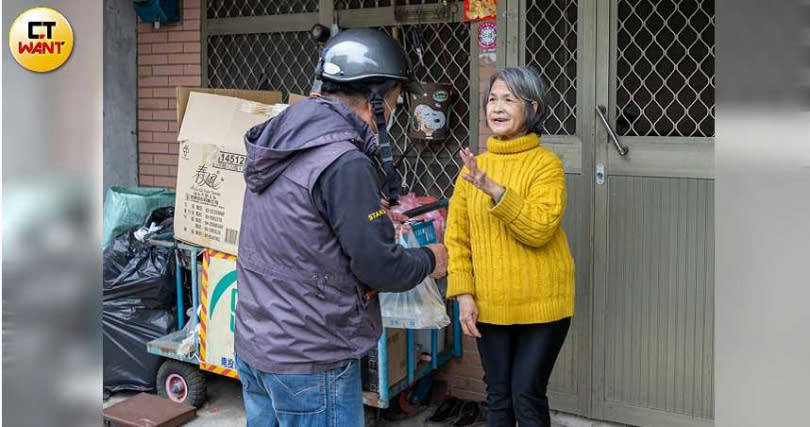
left=144, top=199, right=461, bottom=410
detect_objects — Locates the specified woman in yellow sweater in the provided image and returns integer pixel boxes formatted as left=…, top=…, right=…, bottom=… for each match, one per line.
left=446, top=66, right=575, bottom=427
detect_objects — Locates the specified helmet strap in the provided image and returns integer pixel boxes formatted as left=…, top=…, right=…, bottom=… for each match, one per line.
left=369, top=91, right=400, bottom=206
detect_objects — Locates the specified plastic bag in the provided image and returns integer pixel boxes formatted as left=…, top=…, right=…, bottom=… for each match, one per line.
left=176, top=307, right=199, bottom=357
left=103, top=215, right=177, bottom=393
left=414, top=196, right=447, bottom=242
left=102, top=186, right=175, bottom=249
left=379, top=230, right=450, bottom=329
left=390, top=192, right=447, bottom=242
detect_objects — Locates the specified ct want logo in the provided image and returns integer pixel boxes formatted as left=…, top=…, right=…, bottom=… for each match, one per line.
left=9, top=7, right=74, bottom=73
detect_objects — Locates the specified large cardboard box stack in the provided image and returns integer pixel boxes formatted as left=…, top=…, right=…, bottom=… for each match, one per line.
left=173, top=88, right=286, bottom=255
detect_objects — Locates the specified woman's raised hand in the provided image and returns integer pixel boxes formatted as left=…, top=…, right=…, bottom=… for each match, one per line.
left=459, top=148, right=505, bottom=202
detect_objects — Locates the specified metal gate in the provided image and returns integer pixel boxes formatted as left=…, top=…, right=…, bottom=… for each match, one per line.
left=203, top=0, right=476, bottom=199
left=594, top=1, right=714, bottom=425
left=500, top=0, right=715, bottom=425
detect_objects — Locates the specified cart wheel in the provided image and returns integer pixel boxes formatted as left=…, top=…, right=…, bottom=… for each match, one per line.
left=398, top=389, right=423, bottom=416
left=156, top=360, right=206, bottom=408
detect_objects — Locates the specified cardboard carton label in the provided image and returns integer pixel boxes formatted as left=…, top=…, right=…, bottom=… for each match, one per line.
left=173, top=91, right=288, bottom=255
left=175, top=141, right=244, bottom=253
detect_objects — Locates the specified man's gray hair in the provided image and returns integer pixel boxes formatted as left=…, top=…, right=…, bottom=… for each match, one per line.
left=483, top=66, right=549, bottom=134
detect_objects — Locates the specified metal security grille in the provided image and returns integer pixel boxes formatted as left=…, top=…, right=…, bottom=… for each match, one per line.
left=207, top=32, right=319, bottom=95
left=616, top=0, right=715, bottom=137
left=386, top=22, right=471, bottom=199
left=525, top=0, right=578, bottom=136
left=204, top=3, right=471, bottom=199
left=207, top=0, right=319, bottom=18
left=339, top=0, right=392, bottom=7
left=336, top=0, right=442, bottom=8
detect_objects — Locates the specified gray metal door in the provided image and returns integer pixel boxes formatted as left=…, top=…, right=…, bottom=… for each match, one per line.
left=591, top=1, right=715, bottom=425
left=502, top=0, right=597, bottom=416
left=506, top=0, right=715, bottom=425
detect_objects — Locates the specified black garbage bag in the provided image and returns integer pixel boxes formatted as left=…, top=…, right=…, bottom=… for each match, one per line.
left=103, top=207, right=177, bottom=393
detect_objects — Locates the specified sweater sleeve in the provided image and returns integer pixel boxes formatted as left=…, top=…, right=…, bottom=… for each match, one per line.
left=445, top=169, right=476, bottom=298
left=489, top=153, right=567, bottom=248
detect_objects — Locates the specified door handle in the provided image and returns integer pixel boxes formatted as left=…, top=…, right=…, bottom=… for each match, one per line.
left=595, top=105, right=629, bottom=156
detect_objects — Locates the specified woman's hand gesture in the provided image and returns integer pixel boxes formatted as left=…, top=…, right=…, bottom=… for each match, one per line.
left=459, top=147, right=505, bottom=203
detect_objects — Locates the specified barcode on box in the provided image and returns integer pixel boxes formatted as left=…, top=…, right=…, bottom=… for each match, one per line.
left=225, top=228, right=239, bottom=245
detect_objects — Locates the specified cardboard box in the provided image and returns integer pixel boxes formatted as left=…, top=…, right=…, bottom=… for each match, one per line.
left=178, top=91, right=287, bottom=149
left=288, top=93, right=309, bottom=105
left=174, top=91, right=287, bottom=255
left=200, top=250, right=238, bottom=375
left=174, top=140, right=244, bottom=254
left=362, top=328, right=408, bottom=393
left=176, top=87, right=282, bottom=129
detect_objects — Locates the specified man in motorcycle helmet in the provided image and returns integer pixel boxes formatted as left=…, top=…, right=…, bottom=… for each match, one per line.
left=234, top=28, right=448, bottom=426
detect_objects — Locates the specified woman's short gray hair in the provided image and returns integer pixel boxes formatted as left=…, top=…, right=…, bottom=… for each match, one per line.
left=483, top=66, right=548, bottom=135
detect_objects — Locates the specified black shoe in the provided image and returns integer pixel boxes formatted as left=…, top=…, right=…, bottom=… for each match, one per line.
left=429, top=397, right=463, bottom=423
left=451, top=401, right=482, bottom=426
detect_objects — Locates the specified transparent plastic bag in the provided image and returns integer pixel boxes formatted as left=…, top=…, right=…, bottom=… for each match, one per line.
left=379, top=230, right=450, bottom=329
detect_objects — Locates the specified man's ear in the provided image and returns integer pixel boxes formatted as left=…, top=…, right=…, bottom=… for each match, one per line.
left=531, top=100, right=539, bottom=113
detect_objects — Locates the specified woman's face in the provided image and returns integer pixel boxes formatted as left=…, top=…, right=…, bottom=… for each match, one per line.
left=486, top=79, right=526, bottom=139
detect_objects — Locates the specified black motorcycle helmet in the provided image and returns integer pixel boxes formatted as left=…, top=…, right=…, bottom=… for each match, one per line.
left=318, top=28, right=424, bottom=97
left=317, top=28, right=423, bottom=206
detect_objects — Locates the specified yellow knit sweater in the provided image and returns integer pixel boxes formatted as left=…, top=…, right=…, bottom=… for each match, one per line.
left=445, top=133, right=575, bottom=325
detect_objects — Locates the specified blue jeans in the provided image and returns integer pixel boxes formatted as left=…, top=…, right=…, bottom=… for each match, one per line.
left=235, top=356, right=364, bottom=427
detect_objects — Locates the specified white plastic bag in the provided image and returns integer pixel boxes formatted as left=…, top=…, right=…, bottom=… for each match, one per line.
left=379, top=230, right=450, bottom=329
left=176, top=307, right=200, bottom=358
